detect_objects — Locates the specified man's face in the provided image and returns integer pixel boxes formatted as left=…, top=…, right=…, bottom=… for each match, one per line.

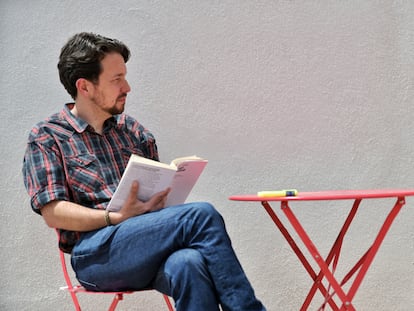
left=91, top=52, right=131, bottom=116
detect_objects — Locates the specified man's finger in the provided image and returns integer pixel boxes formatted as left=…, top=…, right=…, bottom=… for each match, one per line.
left=127, top=181, right=140, bottom=202
left=148, top=188, right=170, bottom=207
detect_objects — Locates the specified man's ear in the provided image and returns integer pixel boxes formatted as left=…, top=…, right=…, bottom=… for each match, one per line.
left=75, top=78, right=93, bottom=98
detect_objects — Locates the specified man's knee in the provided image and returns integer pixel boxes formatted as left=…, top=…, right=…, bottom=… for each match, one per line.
left=165, top=248, right=205, bottom=275
left=191, top=202, right=223, bottom=222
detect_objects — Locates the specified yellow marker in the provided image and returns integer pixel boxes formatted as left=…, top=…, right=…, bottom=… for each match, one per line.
left=257, top=189, right=298, bottom=197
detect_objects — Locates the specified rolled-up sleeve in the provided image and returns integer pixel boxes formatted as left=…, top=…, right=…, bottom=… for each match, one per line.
left=22, top=135, right=69, bottom=214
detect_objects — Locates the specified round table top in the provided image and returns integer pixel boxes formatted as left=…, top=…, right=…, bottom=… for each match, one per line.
left=229, top=189, right=414, bottom=202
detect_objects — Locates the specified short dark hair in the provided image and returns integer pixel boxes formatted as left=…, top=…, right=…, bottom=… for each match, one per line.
left=57, top=32, right=130, bottom=99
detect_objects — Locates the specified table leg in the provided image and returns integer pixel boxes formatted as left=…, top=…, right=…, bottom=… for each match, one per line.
left=346, top=197, right=406, bottom=301
left=281, top=201, right=356, bottom=310
left=304, top=199, right=362, bottom=310
left=261, top=201, right=339, bottom=310
left=279, top=197, right=406, bottom=310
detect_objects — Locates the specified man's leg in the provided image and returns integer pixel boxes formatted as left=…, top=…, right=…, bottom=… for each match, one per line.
left=71, top=202, right=266, bottom=311
left=153, top=248, right=220, bottom=311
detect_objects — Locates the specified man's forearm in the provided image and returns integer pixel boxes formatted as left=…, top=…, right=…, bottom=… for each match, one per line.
left=40, top=183, right=171, bottom=231
left=41, top=200, right=108, bottom=231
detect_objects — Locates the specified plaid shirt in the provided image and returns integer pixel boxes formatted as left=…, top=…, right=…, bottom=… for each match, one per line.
left=23, top=103, right=158, bottom=253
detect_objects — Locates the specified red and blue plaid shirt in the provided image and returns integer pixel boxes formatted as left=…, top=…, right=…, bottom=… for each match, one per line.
left=23, top=103, right=159, bottom=253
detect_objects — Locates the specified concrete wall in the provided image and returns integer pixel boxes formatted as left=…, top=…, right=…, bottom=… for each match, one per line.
left=1, top=1, right=413, bottom=310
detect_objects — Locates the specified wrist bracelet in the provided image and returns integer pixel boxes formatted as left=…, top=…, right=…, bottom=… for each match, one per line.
left=104, top=210, right=112, bottom=226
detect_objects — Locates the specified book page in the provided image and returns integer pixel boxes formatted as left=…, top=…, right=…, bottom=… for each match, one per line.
left=166, top=159, right=208, bottom=206
left=107, top=161, right=176, bottom=212
left=131, top=154, right=174, bottom=169
left=170, top=155, right=203, bottom=167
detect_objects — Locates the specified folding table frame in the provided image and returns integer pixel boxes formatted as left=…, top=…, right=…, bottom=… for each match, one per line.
left=230, top=189, right=414, bottom=310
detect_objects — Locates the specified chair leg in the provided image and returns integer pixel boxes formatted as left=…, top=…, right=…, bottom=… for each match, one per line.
left=163, top=294, right=174, bottom=311
left=108, top=293, right=124, bottom=311
left=68, top=290, right=81, bottom=311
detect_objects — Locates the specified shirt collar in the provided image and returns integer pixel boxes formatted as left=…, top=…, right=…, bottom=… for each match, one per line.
left=61, top=103, right=120, bottom=134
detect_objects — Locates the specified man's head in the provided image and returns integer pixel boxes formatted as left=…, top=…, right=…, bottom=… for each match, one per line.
left=58, top=32, right=130, bottom=100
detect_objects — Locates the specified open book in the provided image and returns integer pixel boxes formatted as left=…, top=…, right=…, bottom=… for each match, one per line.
left=107, top=155, right=208, bottom=211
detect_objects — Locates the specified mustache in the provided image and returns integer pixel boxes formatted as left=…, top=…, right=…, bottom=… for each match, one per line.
left=117, top=93, right=128, bottom=100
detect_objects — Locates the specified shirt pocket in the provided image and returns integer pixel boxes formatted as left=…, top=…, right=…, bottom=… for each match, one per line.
left=121, top=147, right=145, bottom=168
left=66, top=153, right=105, bottom=195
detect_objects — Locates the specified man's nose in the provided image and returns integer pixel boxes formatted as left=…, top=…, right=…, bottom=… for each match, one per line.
left=123, top=80, right=131, bottom=93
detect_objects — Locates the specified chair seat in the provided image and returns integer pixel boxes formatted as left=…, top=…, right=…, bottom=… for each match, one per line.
left=60, top=284, right=133, bottom=295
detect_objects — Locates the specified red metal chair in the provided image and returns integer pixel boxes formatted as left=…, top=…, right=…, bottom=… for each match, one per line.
left=57, top=234, right=174, bottom=310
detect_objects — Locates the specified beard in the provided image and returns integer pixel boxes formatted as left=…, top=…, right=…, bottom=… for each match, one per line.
left=107, top=102, right=125, bottom=115
left=92, top=93, right=127, bottom=116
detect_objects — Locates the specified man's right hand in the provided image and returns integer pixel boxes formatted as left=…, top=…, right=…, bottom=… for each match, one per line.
left=110, top=181, right=171, bottom=225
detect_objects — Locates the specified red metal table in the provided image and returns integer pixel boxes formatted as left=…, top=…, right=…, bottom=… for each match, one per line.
left=229, top=189, right=414, bottom=310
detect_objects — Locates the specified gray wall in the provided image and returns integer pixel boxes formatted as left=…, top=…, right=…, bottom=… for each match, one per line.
left=1, top=1, right=413, bottom=310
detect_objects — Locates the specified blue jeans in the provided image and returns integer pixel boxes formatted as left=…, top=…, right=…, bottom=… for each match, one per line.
left=71, top=202, right=266, bottom=311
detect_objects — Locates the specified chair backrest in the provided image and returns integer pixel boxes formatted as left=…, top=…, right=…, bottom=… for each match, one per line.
left=56, top=230, right=174, bottom=311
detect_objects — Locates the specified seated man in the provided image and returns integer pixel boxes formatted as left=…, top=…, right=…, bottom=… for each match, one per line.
left=22, top=32, right=266, bottom=311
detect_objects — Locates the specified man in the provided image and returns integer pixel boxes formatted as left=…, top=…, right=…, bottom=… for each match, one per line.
left=23, top=32, right=266, bottom=311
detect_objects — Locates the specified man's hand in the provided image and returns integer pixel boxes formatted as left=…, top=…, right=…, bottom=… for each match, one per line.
left=110, top=181, right=171, bottom=224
